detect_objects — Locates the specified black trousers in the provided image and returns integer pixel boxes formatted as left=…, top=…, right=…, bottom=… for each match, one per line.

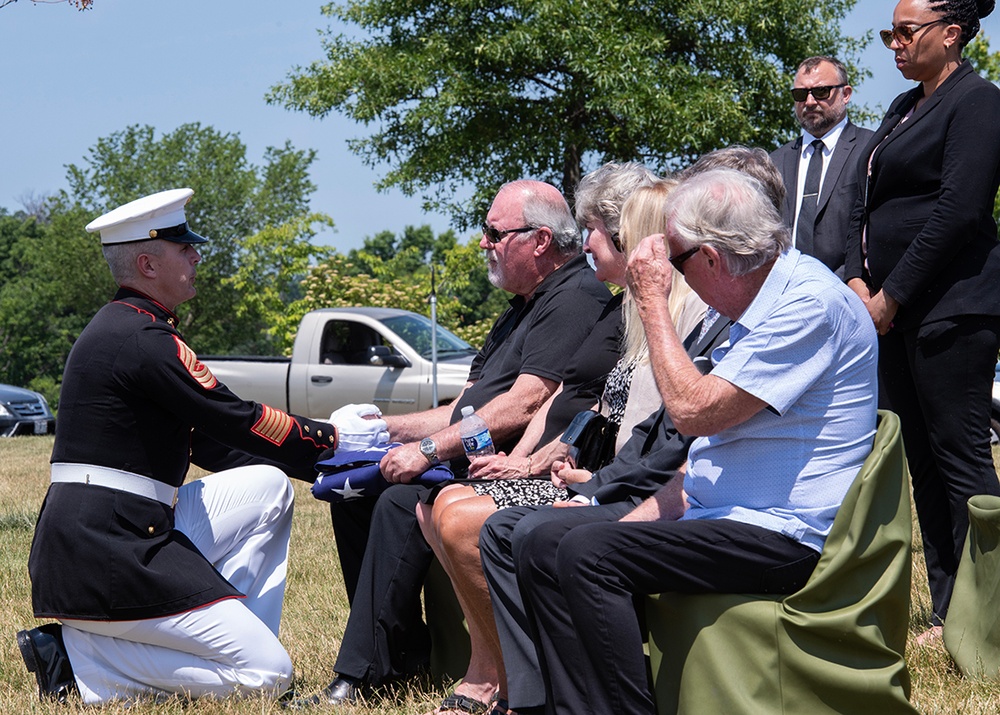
left=879, top=315, right=1000, bottom=624
left=517, top=517, right=819, bottom=715
left=479, top=503, right=634, bottom=712
left=329, top=498, right=376, bottom=603
left=332, top=484, right=434, bottom=683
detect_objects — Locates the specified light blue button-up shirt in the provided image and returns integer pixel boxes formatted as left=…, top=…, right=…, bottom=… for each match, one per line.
left=680, top=249, right=878, bottom=552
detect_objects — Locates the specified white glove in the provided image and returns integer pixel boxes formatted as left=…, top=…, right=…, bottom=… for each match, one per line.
left=329, top=403, right=390, bottom=452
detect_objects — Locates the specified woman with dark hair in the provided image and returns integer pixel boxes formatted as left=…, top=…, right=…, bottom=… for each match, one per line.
left=845, top=0, right=1000, bottom=644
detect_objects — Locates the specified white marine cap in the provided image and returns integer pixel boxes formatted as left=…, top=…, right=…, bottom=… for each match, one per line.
left=85, top=188, right=208, bottom=245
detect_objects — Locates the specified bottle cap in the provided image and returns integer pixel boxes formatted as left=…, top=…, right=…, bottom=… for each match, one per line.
left=461, top=406, right=474, bottom=417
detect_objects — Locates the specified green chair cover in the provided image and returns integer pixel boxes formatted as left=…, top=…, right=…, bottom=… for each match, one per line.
left=646, top=410, right=917, bottom=715
left=425, top=556, right=472, bottom=681
left=944, top=494, right=1000, bottom=679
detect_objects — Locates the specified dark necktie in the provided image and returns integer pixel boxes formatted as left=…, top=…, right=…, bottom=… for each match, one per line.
left=796, top=138, right=825, bottom=255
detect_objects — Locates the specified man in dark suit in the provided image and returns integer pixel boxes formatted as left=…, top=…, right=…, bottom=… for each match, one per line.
left=770, top=56, right=873, bottom=277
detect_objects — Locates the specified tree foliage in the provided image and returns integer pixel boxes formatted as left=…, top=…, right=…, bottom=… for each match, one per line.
left=270, top=0, right=863, bottom=226
left=283, top=229, right=506, bottom=353
left=0, top=0, right=92, bottom=9
left=0, top=124, right=329, bottom=403
left=63, top=123, right=327, bottom=354
left=0, top=200, right=111, bottom=402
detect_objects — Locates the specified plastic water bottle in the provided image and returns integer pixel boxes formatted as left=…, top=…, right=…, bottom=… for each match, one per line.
left=460, top=405, right=495, bottom=458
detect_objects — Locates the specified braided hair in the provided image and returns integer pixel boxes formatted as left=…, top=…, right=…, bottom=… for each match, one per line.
left=929, top=0, right=995, bottom=47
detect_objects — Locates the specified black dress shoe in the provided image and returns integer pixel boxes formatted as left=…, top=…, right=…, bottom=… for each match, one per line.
left=16, top=624, right=77, bottom=702
left=283, top=675, right=361, bottom=709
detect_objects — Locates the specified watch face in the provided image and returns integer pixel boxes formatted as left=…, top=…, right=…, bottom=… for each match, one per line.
left=419, top=438, right=436, bottom=460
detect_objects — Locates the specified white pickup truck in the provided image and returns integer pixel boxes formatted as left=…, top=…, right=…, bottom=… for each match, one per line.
left=201, top=308, right=476, bottom=418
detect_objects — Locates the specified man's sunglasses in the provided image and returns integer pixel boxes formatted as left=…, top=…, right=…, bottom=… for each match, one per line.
left=481, top=222, right=537, bottom=244
left=670, top=245, right=701, bottom=275
left=790, top=84, right=847, bottom=102
left=879, top=19, right=947, bottom=48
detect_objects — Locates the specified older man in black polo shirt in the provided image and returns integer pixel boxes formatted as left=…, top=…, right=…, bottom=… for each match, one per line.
left=298, top=180, right=611, bottom=707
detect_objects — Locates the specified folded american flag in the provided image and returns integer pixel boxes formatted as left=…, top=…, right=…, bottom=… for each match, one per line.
left=312, top=443, right=454, bottom=502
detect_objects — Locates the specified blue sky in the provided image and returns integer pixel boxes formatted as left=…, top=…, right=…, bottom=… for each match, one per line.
left=1, top=0, right=996, bottom=252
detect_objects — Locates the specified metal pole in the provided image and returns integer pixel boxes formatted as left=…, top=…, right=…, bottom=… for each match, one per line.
left=430, top=265, right=439, bottom=408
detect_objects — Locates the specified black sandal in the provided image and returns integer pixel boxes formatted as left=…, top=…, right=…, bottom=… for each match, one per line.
left=432, top=692, right=493, bottom=714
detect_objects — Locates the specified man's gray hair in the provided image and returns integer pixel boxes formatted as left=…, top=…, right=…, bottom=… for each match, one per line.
left=574, top=162, right=659, bottom=235
left=679, top=145, right=785, bottom=212
left=102, top=240, right=162, bottom=286
left=666, top=168, right=791, bottom=277
left=514, top=183, right=582, bottom=255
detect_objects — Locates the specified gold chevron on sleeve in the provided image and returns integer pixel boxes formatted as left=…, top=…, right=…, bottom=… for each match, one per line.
left=252, top=404, right=294, bottom=445
left=173, top=336, right=218, bottom=389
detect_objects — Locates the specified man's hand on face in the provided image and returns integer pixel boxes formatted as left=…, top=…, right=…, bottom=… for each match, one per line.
left=626, top=234, right=674, bottom=312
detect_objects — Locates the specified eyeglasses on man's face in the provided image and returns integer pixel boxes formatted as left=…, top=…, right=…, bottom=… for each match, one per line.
left=669, top=245, right=701, bottom=275
left=879, top=19, right=947, bottom=48
left=481, top=221, right=537, bottom=244
left=790, top=84, right=847, bottom=102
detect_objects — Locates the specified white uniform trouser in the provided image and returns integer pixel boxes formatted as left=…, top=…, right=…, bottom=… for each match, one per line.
left=58, top=465, right=295, bottom=704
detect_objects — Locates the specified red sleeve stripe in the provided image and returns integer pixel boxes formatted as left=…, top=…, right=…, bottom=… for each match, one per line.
left=252, top=405, right=294, bottom=446
left=173, top=336, right=218, bottom=390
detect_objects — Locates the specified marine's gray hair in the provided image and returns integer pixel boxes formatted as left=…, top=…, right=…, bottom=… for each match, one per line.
left=574, top=162, right=659, bottom=235
left=102, top=240, right=162, bottom=285
left=665, top=168, right=791, bottom=277
left=508, top=181, right=582, bottom=255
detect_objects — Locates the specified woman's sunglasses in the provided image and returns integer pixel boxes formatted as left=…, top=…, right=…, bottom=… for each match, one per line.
left=879, top=19, right=947, bottom=48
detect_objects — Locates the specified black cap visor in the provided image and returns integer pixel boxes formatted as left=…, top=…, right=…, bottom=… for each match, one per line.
left=148, top=222, right=208, bottom=244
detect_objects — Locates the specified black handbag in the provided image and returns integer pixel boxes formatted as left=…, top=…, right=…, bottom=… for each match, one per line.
left=560, top=409, right=619, bottom=472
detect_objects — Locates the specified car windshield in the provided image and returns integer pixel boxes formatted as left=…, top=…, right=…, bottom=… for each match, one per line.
left=379, top=314, right=477, bottom=360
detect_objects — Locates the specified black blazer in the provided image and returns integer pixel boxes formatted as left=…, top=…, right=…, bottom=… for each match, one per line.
left=844, top=60, right=1000, bottom=330
left=771, top=121, right=874, bottom=277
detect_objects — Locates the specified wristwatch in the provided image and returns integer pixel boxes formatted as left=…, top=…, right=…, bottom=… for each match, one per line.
left=419, top=437, right=439, bottom=465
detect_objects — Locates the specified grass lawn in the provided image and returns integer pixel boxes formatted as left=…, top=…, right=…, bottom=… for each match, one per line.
left=2, top=436, right=1000, bottom=713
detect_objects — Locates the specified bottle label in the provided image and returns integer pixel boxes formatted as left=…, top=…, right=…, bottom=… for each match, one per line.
left=462, top=430, right=493, bottom=453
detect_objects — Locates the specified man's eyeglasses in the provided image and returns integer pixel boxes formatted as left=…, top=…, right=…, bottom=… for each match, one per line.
left=790, top=84, right=847, bottom=102
left=879, top=19, right=947, bottom=48
left=670, top=246, right=701, bottom=275
left=481, top=222, right=537, bottom=244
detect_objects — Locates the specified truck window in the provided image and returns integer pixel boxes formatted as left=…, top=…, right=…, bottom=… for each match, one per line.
left=319, top=321, right=389, bottom=366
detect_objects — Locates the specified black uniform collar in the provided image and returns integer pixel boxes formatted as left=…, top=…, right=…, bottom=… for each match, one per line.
left=112, top=287, right=181, bottom=328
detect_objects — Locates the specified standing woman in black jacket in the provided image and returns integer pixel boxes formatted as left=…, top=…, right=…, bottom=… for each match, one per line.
left=845, top=0, right=1000, bottom=643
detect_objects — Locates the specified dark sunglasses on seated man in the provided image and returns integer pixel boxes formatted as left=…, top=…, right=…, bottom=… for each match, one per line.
left=481, top=222, right=537, bottom=244
left=790, top=84, right=846, bottom=102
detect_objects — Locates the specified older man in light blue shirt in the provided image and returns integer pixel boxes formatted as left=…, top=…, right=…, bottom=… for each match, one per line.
left=684, top=245, right=876, bottom=552
left=514, top=168, right=878, bottom=715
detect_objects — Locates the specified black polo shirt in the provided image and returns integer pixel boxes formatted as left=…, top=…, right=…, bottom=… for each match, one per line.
left=451, top=253, right=611, bottom=456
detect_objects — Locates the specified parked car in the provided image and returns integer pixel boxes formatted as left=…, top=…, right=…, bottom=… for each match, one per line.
left=201, top=308, right=477, bottom=418
left=0, top=384, right=55, bottom=437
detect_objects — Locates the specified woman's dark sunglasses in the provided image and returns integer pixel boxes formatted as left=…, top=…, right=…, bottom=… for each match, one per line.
left=481, top=222, right=536, bottom=244
left=879, top=19, right=946, bottom=48
left=790, top=84, right=846, bottom=102
left=670, top=246, right=701, bottom=275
